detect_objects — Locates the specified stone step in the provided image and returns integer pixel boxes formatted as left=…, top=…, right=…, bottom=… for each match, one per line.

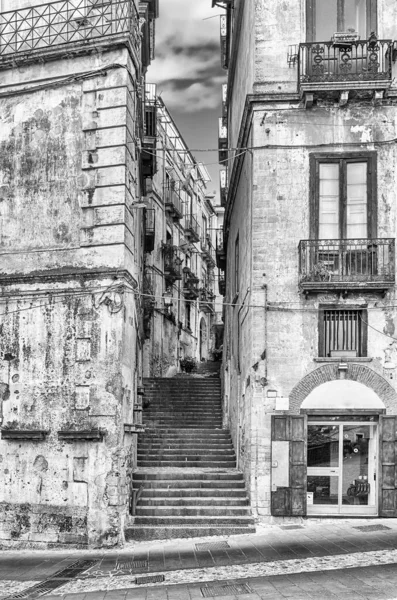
left=134, top=515, right=255, bottom=526
left=142, top=424, right=223, bottom=430
left=139, top=497, right=249, bottom=507
left=137, top=460, right=236, bottom=468
left=125, top=525, right=255, bottom=541
left=136, top=505, right=251, bottom=516
left=140, top=488, right=248, bottom=498
left=142, top=428, right=229, bottom=435
left=135, top=480, right=246, bottom=490
left=134, top=471, right=244, bottom=481
left=138, top=440, right=234, bottom=449
left=138, top=449, right=235, bottom=458
left=144, top=409, right=223, bottom=415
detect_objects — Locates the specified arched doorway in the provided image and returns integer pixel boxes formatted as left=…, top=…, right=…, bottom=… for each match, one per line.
left=199, top=317, right=207, bottom=361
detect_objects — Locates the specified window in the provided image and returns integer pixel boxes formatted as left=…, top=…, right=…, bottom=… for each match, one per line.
left=319, top=307, right=367, bottom=357
left=310, top=153, right=377, bottom=240
left=306, top=0, right=377, bottom=42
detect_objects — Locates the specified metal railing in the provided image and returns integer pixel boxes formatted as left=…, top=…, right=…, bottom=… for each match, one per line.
left=162, top=243, right=183, bottom=281
left=299, top=39, right=393, bottom=86
left=0, top=0, right=137, bottom=60
left=201, top=235, right=216, bottom=264
left=184, top=215, right=200, bottom=242
left=165, top=186, right=183, bottom=218
left=299, top=239, right=395, bottom=287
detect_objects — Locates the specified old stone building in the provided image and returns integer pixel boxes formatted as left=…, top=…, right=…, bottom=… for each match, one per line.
left=142, top=85, right=219, bottom=376
left=217, top=0, right=397, bottom=519
left=0, top=0, right=158, bottom=546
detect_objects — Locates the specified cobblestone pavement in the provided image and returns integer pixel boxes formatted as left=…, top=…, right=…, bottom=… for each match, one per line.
left=1, top=518, right=397, bottom=599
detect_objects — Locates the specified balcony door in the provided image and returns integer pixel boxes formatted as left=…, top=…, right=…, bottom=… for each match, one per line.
left=307, top=420, right=378, bottom=515
left=306, top=0, right=377, bottom=41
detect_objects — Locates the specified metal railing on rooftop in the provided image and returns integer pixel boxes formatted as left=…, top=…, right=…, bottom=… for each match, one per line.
left=0, top=0, right=137, bottom=61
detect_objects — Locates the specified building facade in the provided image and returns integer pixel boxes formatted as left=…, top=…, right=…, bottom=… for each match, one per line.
left=0, top=0, right=158, bottom=547
left=217, top=0, right=397, bottom=519
left=142, top=87, right=219, bottom=376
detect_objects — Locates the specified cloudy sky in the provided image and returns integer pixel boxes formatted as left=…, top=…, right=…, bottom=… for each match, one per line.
left=147, top=0, right=225, bottom=200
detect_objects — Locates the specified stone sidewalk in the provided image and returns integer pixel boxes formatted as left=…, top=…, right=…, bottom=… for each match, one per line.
left=1, top=518, right=397, bottom=599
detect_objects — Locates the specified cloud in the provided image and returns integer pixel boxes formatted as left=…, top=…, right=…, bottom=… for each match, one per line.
left=147, top=0, right=225, bottom=113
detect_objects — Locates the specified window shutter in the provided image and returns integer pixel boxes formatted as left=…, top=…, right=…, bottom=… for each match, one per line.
left=379, top=415, right=397, bottom=517
left=271, top=415, right=307, bottom=516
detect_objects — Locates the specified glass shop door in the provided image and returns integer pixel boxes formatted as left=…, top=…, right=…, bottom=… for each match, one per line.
left=307, top=421, right=377, bottom=515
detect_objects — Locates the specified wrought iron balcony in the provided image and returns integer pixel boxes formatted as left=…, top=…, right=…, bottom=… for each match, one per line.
left=162, top=243, right=183, bottom=282
left=299, top=238, right=395, bottom=292
left=0, top=0, right=139, bottom=68
left=183, top=267, right=200, bottom=300
left=165, top=185, right=183, bottom=220
left=201, top=236, right=216, bottom=266
left=199, top=287, right=215, bottom=314
left=298, top=39, right=393, bottom=98
left=216, top=229, right=226, bottom=270
left=184, top=215, right=200, bottom=243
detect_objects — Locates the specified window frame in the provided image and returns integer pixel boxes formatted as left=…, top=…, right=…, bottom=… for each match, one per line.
left=309, top=152, right=377, bottom=240
left=318, top=305, right=368, bottom=357
left=306, top=0, right=378, bottom=42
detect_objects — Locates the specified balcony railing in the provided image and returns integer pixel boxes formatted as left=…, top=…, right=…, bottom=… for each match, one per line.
left=183, top=267, right=200, bottom=300
left=162, top=243, right=183, bottom=282
left=199, top=287, right=215, bottom=314
left=184, top=215, right=200, bottom=243
left=299, top=39, right=393, bottom=94
left=165, top=186, right=183, bottom=220
left=299, top=238, right=395, bottom=292
left=201, top=236, right=216, bottom=266
left=0, top=0, right=137, bottom=66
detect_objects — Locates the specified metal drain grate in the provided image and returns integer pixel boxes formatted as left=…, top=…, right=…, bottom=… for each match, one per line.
left=135, top=574, right=165, bottom=585
left=279, top=525, right=304, bottom=530
left=3, top=559, right=100, bottom=600
left=201, top=583, right=253, bottom=597
left=354, top=524, right=392, bottom=532
left=195, top=541, right=230, bottom=551
left=53, top=559, right=99, bottom=578
left=117, top=559, right=148, bottom=569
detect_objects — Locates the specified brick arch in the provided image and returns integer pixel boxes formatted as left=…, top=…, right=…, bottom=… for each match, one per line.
left=289, top=364, right=397, bottom=414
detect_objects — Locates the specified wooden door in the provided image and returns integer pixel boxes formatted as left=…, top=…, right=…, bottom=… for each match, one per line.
left=271, top=415, right=307, bottom=516
left=379, top=415, right=397, bottom=517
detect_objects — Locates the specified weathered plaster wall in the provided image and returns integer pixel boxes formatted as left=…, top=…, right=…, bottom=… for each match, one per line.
left=0, top=46, right=143, bottom=546
left=228, top=0, right=255, bottom=150
left=225, top=97, right=397, bottom=517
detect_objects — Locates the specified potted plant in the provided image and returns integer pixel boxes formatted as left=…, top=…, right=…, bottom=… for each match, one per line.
left=58, top=421, right=106, bottom=441
left=180, top=356, right=197, bottom=373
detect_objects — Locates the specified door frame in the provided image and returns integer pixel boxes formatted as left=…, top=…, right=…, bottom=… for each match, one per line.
left=307, top=419, right=378, bottom=516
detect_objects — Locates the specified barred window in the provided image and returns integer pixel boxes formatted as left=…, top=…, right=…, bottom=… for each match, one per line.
left=319, top=308, right=367, bottom=357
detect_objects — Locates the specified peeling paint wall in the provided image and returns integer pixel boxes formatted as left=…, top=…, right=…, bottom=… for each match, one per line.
left=0, top=43, right=145, bottom=547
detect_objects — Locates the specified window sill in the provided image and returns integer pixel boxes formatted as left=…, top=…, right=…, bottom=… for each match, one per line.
left=314, top=357, right=373, bottom=363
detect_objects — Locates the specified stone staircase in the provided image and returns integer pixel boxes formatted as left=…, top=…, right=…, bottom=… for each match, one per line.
left=125, top=372, right=255, bottom=540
